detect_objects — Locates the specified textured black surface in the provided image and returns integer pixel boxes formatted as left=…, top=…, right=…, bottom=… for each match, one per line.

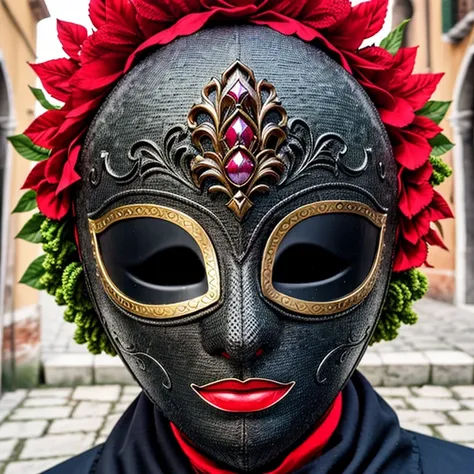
left=75, top=25, right=398, bottom=472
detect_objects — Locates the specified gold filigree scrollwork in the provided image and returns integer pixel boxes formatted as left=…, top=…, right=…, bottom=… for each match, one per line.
left=188, top=61, right=288, bottom=220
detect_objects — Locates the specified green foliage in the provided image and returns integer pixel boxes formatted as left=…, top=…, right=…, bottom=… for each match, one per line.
left=8, top=134, right=50, bottom=162
left=416, top=101, right=452, bottom=125
left=380, top=19, right=410, bottom=55
left=16, top=213, right=46, bottom=243
left=19, top=254, right=46, bottom=290
left=12, top=190, right=37, bottom=213
left=430, top=156, right=453, bottom=186
left=38, top=218, right=116, bottom=356
left=430, top=133, right=455, bottom=157
left=29, top=86, right=60, bottom=111
left=372, top=269, right=428, bottom=344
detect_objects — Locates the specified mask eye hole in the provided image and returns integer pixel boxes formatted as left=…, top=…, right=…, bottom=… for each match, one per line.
left=261, top=201, right=387, bottom=317
left=89, top=204, right=220, bottom=320
left=128, top=247, right=206, bottom=287
left=273, top=244, right=349, bottom=284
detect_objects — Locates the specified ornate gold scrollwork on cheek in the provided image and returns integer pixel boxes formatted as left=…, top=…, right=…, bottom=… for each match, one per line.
left=188, top=60, right=288, bottom=221
left=88, top=204, right=220, bottom=320
left=261, top=201, right=387, bottom=316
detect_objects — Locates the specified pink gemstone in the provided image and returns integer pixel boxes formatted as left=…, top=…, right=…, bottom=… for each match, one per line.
left=224, top=116, right=254, bottom=149
left=225, top=151, right=255, bottom=185
left=228, top=80, right=248, bottom=102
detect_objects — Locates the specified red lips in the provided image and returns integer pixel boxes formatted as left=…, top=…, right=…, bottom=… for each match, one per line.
left=191, top=378, right=295, bottom=413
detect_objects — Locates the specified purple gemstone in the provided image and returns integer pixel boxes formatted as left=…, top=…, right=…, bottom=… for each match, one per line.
left=225, top=151, right=255, bottom=186
left=224, top=116, right=254, bottom=149
left=228, top=80, right=248, bottom=102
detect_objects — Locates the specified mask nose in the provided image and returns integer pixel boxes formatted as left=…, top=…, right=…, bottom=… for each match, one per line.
left=200, top=259, right=282, bottom=365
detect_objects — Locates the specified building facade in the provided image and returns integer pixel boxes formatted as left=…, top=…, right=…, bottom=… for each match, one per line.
left=392, top=0, right=474, bottom=305
left=0, top=0, right=49, bottom=390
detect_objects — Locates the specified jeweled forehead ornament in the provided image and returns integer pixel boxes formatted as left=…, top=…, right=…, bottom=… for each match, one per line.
left=188, top=60, right=288, bottom=220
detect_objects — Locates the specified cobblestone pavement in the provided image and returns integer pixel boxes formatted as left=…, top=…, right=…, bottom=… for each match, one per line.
left=0, top=384, right=472, bottom=473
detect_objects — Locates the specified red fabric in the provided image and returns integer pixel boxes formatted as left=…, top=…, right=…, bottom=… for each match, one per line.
left=171, top=392, right=343, bottom=474
left=23, top=0, right=453, bottom=272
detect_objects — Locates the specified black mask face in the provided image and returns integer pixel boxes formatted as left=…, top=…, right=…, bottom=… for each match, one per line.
left=75, top=26, right=397, bottom=473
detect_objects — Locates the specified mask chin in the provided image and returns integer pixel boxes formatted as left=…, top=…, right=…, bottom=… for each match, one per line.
left=75, top=25, right=397, bottom=473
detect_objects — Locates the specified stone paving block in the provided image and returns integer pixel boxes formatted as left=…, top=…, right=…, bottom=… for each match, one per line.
left=461, top=400, right=474, bottom=410
left=95, top=435, right=107, bottom=445
left=94, top=355, right=135, bottom=385
left=0, top=421, right=47, bottom=439
left=23, top=397, right=68, bottom=407
left=11, top=406, right=73, bottom=421
left=452, top=386, right=474, bottom=399
left=359, top=352, right=383, bottom=386
left=436, top=425, right=474, bottom=443
left=20, top=433, right=95, bottom=459
left=123, top=385, right=141, bottom=395
left=100, top=414, right=122, bottom=437
left=396, top=410, right=448, bottom=424
left=49, top=417, right=104, bottom=434
left=375, top=387, right=412, bottom=397
left=113, top=402, right=131, bottom=414
left=401, top=423, right=434, bottom=436
left=4, top=458, right=68, bottom=474
left=424, top=351, right=474, bottom=385
left=380, top=352, right=430, bottom=386
left=449, top=411, right=474, bottom=424
left=0, top=440, right=17, bottom=461
left=120, top=394, right=138, bottom=403
left=73, top=401, right=112, bottom=418
left=73, top=385, right=121, bottom=402
left=406, top=397, right=461, bottom=411
left=411, top=386, right=453, bottom=398
left=383, top=398, right=408, bottom=410
left=28, top=388, right=72, bottom=398
left=43, top=354, right=94, bottom=386
left=0, top=391, right=27, bottom=410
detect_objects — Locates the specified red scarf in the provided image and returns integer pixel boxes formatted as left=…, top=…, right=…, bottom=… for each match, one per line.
left=171, top=392, right=343, bottom=474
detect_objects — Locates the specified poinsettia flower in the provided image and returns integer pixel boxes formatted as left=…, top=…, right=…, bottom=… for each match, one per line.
left=57, top=20, right=88, bottom=62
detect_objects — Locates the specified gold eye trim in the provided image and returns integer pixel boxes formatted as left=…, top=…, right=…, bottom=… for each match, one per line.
left=88, top=204, right=220, bottom=320
left=261, top=200, right=387, bottom=317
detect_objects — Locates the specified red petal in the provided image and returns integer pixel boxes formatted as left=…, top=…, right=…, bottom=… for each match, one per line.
left=410, top=115, right=442, bottom=140
left=392, top=128, right=432, bottom=170
left=21, top=160, right=47, bottom=191
left=89, top=0, right=106, bottom=28
left=379, top=97, right=414, bottom=128
left=24, top=109, right=65, bottom=149
left=402, top=73, right=444, bottom=110
left=36, top=181, right=71, bottom=220
left=45, top=149, right=68, bottom=184
left=429, top=191, right=454, bottom=220
left=57, top=20, right=88, bottom=62
left=425, top=228, right=448, bottom=250
left=394, top=238, right=428, bottom=272
left=30, top=59, right=78, bottom=102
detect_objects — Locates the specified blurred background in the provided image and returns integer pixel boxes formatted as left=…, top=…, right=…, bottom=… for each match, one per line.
left=0, top=1, right=474, bottom=472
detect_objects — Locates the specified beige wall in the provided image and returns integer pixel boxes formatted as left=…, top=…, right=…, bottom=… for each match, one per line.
left=403, top=0, right=474, bottom=301
left=0, top=0, right=42, bottom=311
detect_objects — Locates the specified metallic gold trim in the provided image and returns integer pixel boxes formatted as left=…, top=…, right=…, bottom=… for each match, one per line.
left=89, top=204, right=220, bottom=320
left=188, top=60, right=288, bottom=220
left=261, top=200, right=387, bottom=316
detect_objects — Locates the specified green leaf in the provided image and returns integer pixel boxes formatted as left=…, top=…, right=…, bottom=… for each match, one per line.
left=380, top=19, right=410, bottom=55
left=12, top=190, right=37, bottom=213
left=8, top=134, right=50, bottom=162
left=19, top=254, right=46, bottom=290
left=16, top=213, right=46, bottom=243
left=430, top=133, right=455, bottom=157
left=29, top=86, right=60, bottom=110
left=416, top=101, right=452, bottom=124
